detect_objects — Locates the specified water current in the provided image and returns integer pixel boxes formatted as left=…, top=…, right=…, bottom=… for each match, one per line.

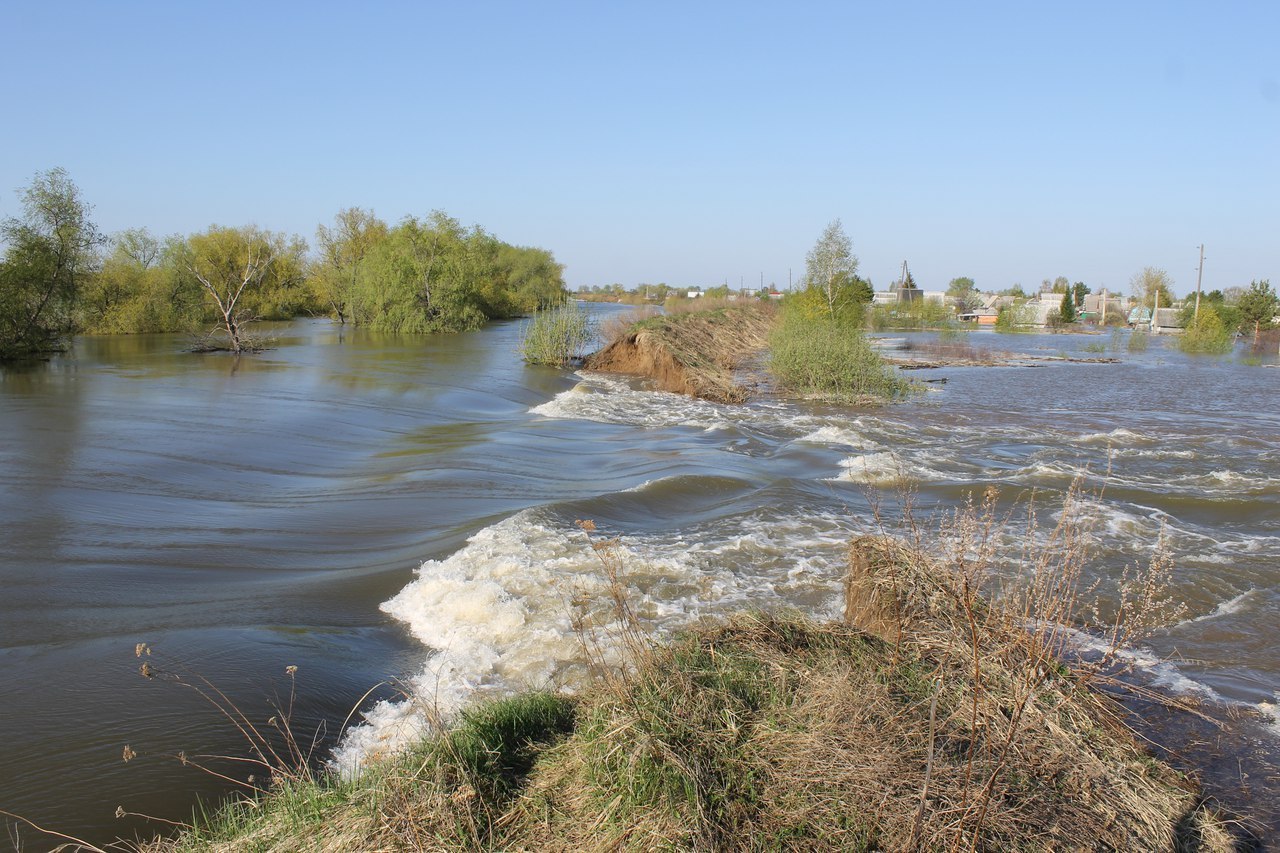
left=2, top=308, right=1278, bottom=848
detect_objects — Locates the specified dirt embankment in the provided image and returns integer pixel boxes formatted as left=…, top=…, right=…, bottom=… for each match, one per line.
left=584, top=305, right=774, bottom=403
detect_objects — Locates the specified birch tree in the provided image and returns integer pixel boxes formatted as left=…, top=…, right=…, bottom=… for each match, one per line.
left=805, top=219, right=859, bottom=319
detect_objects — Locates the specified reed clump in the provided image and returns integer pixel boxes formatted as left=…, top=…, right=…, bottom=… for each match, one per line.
left=519, top=303, right=595, bottom=366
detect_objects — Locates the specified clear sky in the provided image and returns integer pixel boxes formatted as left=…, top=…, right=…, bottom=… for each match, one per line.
left=2, top=0, right=1276, bottom=296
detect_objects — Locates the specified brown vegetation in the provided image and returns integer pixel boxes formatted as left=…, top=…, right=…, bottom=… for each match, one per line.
left=585, top=302, right=775, bottom=403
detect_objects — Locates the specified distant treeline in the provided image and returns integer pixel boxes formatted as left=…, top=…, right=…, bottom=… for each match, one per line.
left=1, top=169, right=566, bottom=359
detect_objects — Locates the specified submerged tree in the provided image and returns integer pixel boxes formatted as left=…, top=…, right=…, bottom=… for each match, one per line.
left=1178, top=303, right=1234, bottom=354
left=0, top=168, right=103, bottom=359
left=176, top=225, right=307, bottom=353
left=348, top=212, right=566, bottom=334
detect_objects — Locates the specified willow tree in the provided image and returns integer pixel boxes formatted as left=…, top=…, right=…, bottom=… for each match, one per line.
left=81, top=229, right=205, bottom=334
left=313, top=207, right=388, bottom=325
left=0, top=168, right=103, bottom=359
left=350, top=211, right=566, bottom=333
left=177, top=225, right=307, bottom=353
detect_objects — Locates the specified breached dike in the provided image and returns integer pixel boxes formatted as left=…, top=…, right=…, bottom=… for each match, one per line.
left=584, top=304, right=774, bottom=403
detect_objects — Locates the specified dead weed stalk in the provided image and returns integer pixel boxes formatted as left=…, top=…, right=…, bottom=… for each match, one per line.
left=845, top=476, right=1210, bottom=849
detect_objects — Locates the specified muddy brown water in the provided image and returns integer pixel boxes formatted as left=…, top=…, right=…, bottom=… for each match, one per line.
left=2, top=312, right=1278, bottom=848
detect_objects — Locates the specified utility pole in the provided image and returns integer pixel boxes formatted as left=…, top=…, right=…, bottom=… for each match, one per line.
left=1194, top=244, right=1206, bottom=320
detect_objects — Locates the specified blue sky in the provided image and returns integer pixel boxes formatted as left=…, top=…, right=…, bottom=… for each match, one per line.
left=2, top=1, right=1276, bottom=295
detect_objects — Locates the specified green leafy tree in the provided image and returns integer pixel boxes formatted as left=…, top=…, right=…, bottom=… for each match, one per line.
left=348, top=212, right=564, bottom=333
left=493, top=243, right=566, bottom=312
left=804, top=219, right=858, bottom=319
left=1235, top=279, right=1277, bottom=344
left=995, top=301, right=1035, bottom=333
left=81, top=229, right=204, bottom=333
left=0, top=168, right=103, bottom=359
left=947, top=276, right=981, bottom=312
left=1130, top=267, right=1177, bottom=310
left=1177, top=289, right=1239, bottom=334
left=842, top=272, right=874, bottom=305
left=313, top=207, right=388, bottom=325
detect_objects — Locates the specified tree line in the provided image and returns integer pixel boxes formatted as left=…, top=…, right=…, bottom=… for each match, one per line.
left=0, top=169, right=567, bottom=359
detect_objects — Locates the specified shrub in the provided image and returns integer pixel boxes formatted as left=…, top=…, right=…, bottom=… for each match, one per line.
left=994, top=302, right=1035, bottom=333
left=1178, top=304, right=1235, bottom=354
left=768, top=311, right=912, bottom=402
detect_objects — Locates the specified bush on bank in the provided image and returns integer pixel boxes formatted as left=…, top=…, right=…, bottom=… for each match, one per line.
left=768, top=306, right=913, bottom=402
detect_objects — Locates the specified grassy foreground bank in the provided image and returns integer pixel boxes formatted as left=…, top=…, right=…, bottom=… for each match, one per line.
left=140, top=533, right=1234, bottom=852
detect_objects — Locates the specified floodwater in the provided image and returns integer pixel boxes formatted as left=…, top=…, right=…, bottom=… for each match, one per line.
left=1, top=311, right=1278, bottom=849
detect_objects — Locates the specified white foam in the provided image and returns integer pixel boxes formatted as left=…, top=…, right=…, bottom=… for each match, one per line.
left=1256, top=699, right=1280, bottom=738
left=1058, top=625, right=1228, bottom=703
left=1077, top=428, right=1152, bottom=445
left=829, top=452, right=907, bottom=485
left=531, top=373, right=746, bottom=431
left=797, top=425, right=868, bottom=448
left=331, top=513, right=592, bottom=772
left=1182, top=589, right=1253, bottom=625
left=332, top=507, right=858, bottom=774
